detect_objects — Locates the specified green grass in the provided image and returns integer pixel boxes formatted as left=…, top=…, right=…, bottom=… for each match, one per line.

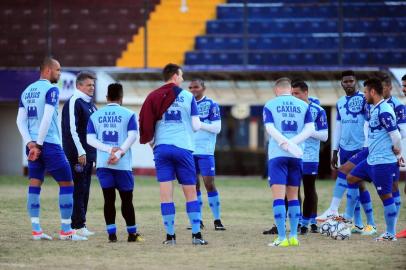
left=0, top=175, right=405, bottom=270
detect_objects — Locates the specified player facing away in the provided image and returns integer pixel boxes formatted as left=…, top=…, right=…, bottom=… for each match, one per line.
left=291, top=81, right=328, bottom=234
left=16, top=57, right=86, bottom=241
left=87, top=83, right=142, bottom=242
left=343, top=78, right=402, bottom=241
left=263, top=78, right=315, bottom=247
left=143, top=64, right=207, bottom=245
left=188, top=79, right=225, bottom=231
left=317, top=70, right=369, bottom=226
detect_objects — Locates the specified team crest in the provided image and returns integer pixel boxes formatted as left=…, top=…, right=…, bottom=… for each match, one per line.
left=344, top=95, right=364, bottom=118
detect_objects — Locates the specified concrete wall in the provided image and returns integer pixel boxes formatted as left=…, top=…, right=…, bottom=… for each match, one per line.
left=0, top=102, right=22, bottom=175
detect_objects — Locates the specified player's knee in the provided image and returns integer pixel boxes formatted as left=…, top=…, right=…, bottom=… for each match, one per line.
left=346, top=174, right=357, bottom=184
left=204, top=179, right=216, bottom=192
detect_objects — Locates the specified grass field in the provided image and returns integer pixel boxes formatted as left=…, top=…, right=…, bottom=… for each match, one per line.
left=0, top=175, right=405, bottom=270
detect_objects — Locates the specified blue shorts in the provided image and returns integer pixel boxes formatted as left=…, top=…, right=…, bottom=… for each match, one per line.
left=351, top=160, right=398, bottom=195
left=348, top=148, right=369, bottom=166
left=338, top=147, right=362, bottom=178
left=153, top=144, right=196, bottom=185
left=194, top=155, right=215, bottom=176
left=27, top=142, right=72, bottom=182
left=268, top=157, right=302, bottom=187
left=96, top=168, right=134, bottom=191
left=303, top=162, right=319, bottom=175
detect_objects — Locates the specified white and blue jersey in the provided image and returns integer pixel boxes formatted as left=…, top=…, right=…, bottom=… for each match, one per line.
left=303, top=102, right=328, bottom=163
left=386, top=95, right=406, bottom=126
left=154, top=90, right=199, bottom=151
left=336, top=91, right=367, bottom=151
left=263, top=95, right=313, bottom=160
left=194, top=96, right=221, bottom=155
left=87, top=104, right=137, bottom=171
left=367, top=100, right=398, bottom=165
left=19, top=79, right=60, bottom=145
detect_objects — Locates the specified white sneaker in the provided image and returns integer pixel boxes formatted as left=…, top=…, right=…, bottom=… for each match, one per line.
left=32, top=231, right=52, bottom=241
left=59, top=230, right=88, bottom=241
left=316, top=208, right=338, bottom=222
left=76, top=227, right=95, bottom=237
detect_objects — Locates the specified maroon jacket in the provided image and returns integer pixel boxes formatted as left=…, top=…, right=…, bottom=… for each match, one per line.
left=139, top=83, right=182, bottom=144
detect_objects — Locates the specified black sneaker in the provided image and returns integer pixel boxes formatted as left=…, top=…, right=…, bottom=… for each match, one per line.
left=187, top=221, right=205, bottom=230
left=108, top=233, right=117, bottom=242
left=300, top=226, right=309, bottom=235
left=310, top=224, right=318, bottom=233
left=263, top=224, right=278, bottom=235
left=162, top=234, right=176, bottom=245
left=128, top=233, right=144, bottom=242
left=192, top=232, right=208, bottom=245
left=214, top=219, right=226, bottom=231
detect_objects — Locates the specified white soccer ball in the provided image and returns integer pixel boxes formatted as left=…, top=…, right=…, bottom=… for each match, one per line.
left=320, top=219, right=338, bottom=236
left=331, top=222, right=351, bottom=240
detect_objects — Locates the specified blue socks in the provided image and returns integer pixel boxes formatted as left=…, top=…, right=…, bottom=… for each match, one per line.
left=197, top=190, right=203, bottom=221
left=59, top=186, right=73, bottom=232
left=27, top=186, right=41, bottom=232
left=273, top=199, right=286, bottom=240
left=107, top=224, right=117, bottom=234
left=383, top=197, right=397, bottom=235
left=331, top=176, right=347, bottom=210
left=288, top=200, right=300, bottom=238
left=393, top=190, right=401, bottom=218
left=208, top=191, right=221, bottom=220
left=161, top=202, right=175, bottom=235
left=354, top=201, right=363, bottom=228
left=360, top=190, right=376, bottom=226
left=301, top=216, right=310, bottom=228
left=343, top=183, right=358, bottom=220
left=127, top=225, right=137, bottom=234
left=186, top=200, right=201, bottom=234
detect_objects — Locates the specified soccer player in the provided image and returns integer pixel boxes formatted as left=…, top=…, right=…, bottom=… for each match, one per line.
left=62, top=71, right=97, bottom=237
left=291, top=81, right=328, bottom=234
left=87, top=83, right=142, bottom=242
left=263, top=77, right=314, bottom=247
left=16, top=57, right=86, bottom=241
left=140, top=63, right=207, bottom=245
left=188, top=79, right=225, bottom=231
left=344, top=78, right=402, bottom=241
left=317, top=71, right=368, bottom=229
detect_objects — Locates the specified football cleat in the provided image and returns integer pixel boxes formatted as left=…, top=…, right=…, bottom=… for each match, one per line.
left=361, top=225, right=377, bottom=236
left=289, top=236, right=300, bottom=246
left=162, top=234, right=176, bottom=245
left=351, top=225, right=364, bottom=234
left=375, top=232, right=397, bottom=242
left=108, top=233, right=117, bottom=242
left=192, top=232, right=208, bottom=245
left=128, top=233, right=144, bottom=242
left=214, top=219, right=226, bottom=231
left=316, top=209, right=339, bottom=222
left=300, top=226, right=309, bottom=235
left=263, top=224, right=278, bottom=235
left=268, top=237, right=289, bottom=247
left=395, top=229, right=406, bottom=238
left=310, top=224, right=319, bottom=233
left=59, top=230, right=88, bottom=241
left=32, top=231, right=52, bottom=241
left=75, top=227, right=95, bottom=237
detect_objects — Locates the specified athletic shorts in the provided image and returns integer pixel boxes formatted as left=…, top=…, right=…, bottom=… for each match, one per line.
left=350, top=160, right=398, bottom=195
left=27, top=142, right=72, bottom=182
left=194, top=155, right=215, bottom=176
left=153, top=144, right=196, bottom=185
left=96, top=168, right=134, bottom=191
left=303, top=162, right=319, bottom=175
left=268, top=157, right=302, bottom=187
left=338, top=147, right=362, bottom=179
left=348, top=148, right=369, bottom=166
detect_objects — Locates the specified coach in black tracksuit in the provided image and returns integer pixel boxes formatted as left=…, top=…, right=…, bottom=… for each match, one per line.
left=62, top=71, right=97, bottom=236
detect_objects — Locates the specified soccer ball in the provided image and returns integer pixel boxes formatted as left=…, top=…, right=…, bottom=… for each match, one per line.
left=320, top=219, right=338, bottom=236
left=331, top=222, right=351, bottom=240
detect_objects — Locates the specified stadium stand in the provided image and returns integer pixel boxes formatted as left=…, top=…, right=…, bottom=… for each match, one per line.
left=117, top=0, right=225, bottom=68
left=0, top=0, right=159, bottom=67
left=185, top=0, right=406, bottom=66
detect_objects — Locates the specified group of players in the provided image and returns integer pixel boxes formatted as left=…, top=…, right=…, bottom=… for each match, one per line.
left=16, top=58, right=224, bottom=244
left=263, top=71, right=406, bottom=247
left=16, top=57, right=406, bottom=245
